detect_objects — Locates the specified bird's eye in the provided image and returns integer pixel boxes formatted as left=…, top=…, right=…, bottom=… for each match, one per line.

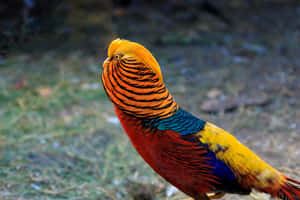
left=115, top=54, right=121, bottom=60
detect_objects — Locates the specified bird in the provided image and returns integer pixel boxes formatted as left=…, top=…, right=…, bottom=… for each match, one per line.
left=101, top=38, right=300, bottom=200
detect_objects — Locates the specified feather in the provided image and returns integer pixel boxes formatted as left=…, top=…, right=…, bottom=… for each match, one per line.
left=101, top=39, right=300, bottom=200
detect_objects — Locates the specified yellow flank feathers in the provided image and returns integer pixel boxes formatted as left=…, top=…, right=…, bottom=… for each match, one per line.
left=197, top=122, right=283, bottom=189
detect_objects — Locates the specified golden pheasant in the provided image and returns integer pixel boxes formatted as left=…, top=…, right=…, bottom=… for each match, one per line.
left=101, top=38, right=300, bottom=200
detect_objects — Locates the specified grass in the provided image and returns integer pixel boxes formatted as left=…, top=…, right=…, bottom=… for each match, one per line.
left=0, top=53, right=166, bottom=200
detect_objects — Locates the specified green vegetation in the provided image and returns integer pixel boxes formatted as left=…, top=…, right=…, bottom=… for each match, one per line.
left=0, top=54, right=166, bottom=200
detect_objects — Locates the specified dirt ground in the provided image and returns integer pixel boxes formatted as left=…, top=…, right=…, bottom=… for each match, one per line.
left=0, top=1, right=299, bottom=200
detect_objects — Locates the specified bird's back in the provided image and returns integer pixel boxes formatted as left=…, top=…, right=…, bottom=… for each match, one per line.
left=196, top=122, right=282, bottom=191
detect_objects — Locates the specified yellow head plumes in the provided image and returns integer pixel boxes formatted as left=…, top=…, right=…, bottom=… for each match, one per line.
left=106, top=38, right=163, bottom=81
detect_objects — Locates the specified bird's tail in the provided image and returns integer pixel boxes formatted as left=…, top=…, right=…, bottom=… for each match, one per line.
left=265, top=175, right=300, bottom=200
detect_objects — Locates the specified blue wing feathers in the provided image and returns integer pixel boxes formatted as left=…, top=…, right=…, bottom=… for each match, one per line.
left=205, top=151, right=249, bottom=194
left=205, top=151, right=235, bottom=182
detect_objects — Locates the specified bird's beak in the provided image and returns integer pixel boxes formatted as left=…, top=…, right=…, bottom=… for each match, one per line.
left=103, top=57, right=111, bottom=68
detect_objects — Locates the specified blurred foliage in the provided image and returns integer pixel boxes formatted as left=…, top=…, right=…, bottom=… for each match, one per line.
left=0, top=0, right=112, bottom=55
left=0, top=0, right=65, bottom=53
left=1, top=0, right=299, bottom=56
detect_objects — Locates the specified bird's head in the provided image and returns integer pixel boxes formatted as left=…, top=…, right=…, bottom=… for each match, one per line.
left=103, top=38, right=163, bottom=81
left=101, top=38, right=178, bottom=118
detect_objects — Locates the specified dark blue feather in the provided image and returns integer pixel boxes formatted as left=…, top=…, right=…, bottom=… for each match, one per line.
left=204, top=151, right=249, bottom=194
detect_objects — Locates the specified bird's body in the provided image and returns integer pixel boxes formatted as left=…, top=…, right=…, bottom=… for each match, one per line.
left=101, top=39, right=300, bottom=200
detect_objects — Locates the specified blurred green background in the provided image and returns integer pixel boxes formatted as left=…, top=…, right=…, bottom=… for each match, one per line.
left=0, top=0, right=299, bottom=199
